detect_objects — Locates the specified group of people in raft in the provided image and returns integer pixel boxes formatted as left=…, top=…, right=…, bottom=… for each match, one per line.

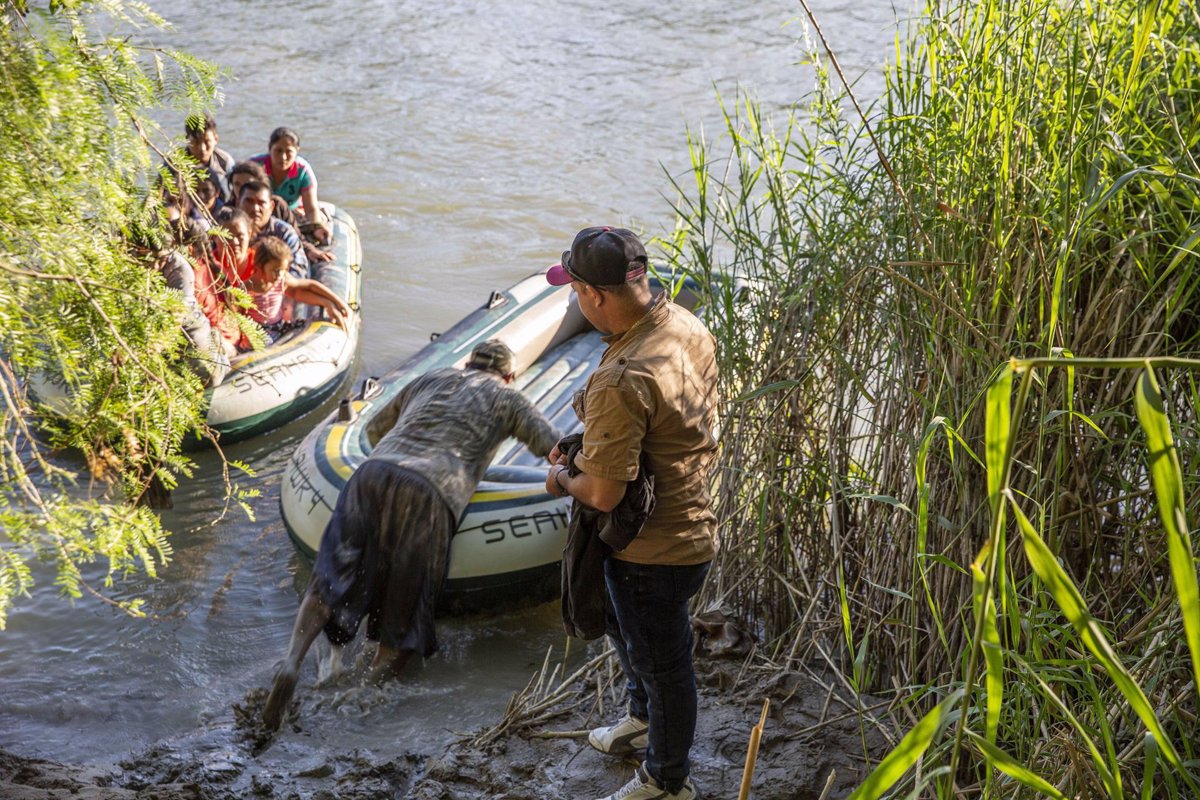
left=148, top=114, right=350, bottom=388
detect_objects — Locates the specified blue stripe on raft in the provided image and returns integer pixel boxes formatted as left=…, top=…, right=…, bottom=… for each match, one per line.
left=464, top=493, right=558, bottom=515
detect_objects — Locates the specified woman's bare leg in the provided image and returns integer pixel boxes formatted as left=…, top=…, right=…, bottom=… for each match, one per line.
left=366, top=645, right=414, bottom=685
left=263, top=588, right=332, bottom=730
left=316, top=643, right=345, bottom=685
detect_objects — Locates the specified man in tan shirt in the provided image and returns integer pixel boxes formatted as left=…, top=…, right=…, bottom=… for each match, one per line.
left=544, top=227, right=718, bottom=800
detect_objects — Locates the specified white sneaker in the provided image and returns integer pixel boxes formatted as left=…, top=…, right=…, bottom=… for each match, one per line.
left=596, top=765, right=697, bottom=800
left=588, top=714, right=649, bottom=756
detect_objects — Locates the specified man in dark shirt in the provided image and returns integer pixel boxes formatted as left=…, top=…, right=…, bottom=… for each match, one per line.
left=263, top=340, right=559, bottom=731
left=184, top=114, right=235, bottom=204
left=238, top=179, right=310, bottom=279
left=229, top=160, right=333, bottom=266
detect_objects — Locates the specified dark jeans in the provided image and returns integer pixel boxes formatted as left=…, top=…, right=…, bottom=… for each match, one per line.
left=604, top=557, right=711, bottom=793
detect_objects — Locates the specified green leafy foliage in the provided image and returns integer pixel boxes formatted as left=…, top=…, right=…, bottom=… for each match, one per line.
left=0, top=0, right=223, bottom=627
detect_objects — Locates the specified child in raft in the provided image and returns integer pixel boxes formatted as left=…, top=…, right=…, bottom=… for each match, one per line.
left=242, top=237, right=349, bottom=345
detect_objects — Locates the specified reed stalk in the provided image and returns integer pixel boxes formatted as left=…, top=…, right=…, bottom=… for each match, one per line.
left=667, top=0, right=1200, bottom=795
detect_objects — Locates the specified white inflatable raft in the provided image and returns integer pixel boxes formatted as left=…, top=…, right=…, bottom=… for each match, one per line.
left=30, top=204, right=362, bottom=446
left=281, top=271, right=709, bottom=612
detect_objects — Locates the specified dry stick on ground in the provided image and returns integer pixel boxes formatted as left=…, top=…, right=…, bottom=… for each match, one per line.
left=737, top=699, right=770, bottom=800
left=816, top=769, right=838, bottom=800
left=471, top=648, right=613, bottom=747
left=786, top=700, right=894, bottom=741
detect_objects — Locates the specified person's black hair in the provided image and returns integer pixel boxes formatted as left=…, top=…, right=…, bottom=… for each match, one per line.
left=215, top=206, right=249, bottom=227
left=185, top=113, right=218, bottom=139
left=238, top=179, right=271, bottom=200
left=229, top=160, right=268, bottom=182
left=194, top=178, right=218, bottom=202
left=268, top=126, right=300, bottom=149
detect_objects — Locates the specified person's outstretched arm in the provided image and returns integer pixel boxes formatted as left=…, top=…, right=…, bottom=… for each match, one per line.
left=283, top=275, right=350, bottom=327
left=299, top=182, right=330, bottom=244
left=506, top=391, right=560, bottom=459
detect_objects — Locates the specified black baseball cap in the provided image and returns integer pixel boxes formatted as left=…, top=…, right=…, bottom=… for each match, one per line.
left=547, top=226, right=648, bottom=287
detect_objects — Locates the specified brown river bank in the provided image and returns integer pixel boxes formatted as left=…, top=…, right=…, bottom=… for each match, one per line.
left=1, top=653, right=888, bottom=799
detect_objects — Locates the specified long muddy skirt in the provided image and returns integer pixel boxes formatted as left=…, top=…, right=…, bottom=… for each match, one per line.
left=312, top=460, right=455, bottom=656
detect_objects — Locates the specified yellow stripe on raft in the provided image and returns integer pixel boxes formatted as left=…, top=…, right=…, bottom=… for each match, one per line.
left=472, top=486, right=545, bottom=502
left=324, top=420, right=353, bottom=479
left=232, top=321, right=333, bottom=371
left=322, top=399, right=376, bottom=479
left=321, top=412, right=546, bottom=503
left=346, top=262, right=362, bottom=307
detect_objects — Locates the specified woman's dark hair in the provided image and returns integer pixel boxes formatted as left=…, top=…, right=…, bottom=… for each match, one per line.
left=268, top=126, right=300, bottom=149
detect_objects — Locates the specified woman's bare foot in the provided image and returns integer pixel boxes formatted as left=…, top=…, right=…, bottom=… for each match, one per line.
left=262, top=666, right=298, bottom=731
left=366, top=646, right=413, bottom=685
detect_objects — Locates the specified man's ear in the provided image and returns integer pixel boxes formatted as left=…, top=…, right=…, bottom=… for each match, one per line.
left=581, top=283, right=605, bottom=305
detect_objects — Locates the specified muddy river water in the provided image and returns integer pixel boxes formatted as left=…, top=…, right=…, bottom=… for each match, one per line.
left=1, top=0, right=902, bottom=775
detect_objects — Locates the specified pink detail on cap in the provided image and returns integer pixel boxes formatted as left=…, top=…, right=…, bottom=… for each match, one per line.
left=546, top=263, right=573, bottom=285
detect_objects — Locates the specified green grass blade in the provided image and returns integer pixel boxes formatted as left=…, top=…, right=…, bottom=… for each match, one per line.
left=1141, top=733, right=1160, bottom=800
left=986, top=364, right=1014, bottom=516
left=1011, top=652, right=1123, bottom=797
left=847, top=689, right=963, bottom=800
left=735, top=379, right=803, bottom=403
left=970, top=542, right=1003, bottom=747
left=1009, top=498, right=1186, bottom=772
left=1081, top=166, right=1176, bottom=225
left=1120, top=0, right=1163, bottom=112
left=915, top=416, right=951, bottom=655
left=965, top=730, right=1068, bottom=800
left=1134, top=368, right=1200, bottom=703
left=837, top=562, right=855, bottom=688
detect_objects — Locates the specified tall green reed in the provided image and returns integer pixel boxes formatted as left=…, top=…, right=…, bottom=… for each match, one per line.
left=668, top=0, right=1200, bottom=794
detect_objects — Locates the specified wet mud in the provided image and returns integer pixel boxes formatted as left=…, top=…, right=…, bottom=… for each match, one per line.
left=1, top=655, right=887, bottom=800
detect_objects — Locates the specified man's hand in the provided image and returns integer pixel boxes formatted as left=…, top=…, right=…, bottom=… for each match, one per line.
left=545, top=465, right=567, bottom=498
